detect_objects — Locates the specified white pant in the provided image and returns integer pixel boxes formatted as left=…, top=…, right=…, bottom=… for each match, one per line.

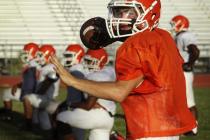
left=184, top=72, right=195, bottom=108
left=24, top=93, right=56, bottom=109
left=2, top=88, right=21, bottom=101
left=32, top=108, right=52, bottom=130
left=46, top=100, right=60, bottom=114
left=57, top=108, right=114, bottom=140
left=137, top=136, right=179, bottom=140
left=24, top=94, right=53, bottom=130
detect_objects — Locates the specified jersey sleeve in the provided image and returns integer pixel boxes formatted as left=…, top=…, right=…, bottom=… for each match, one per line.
left=115, top=43, right=143, bottom=81
left=71, top=70, right=85, bottom=79
left=115, top=32, right=165, bottom=94
left=28, top=59, right=39, bottom=68
left=183, top=32, right=197, bottom=50
left=45, top=64, right=59, bottom=81
left=87, top=71, right=110, bottom=82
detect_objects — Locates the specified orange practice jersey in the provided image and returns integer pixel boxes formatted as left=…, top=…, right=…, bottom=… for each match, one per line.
left=115, top=28, right=196, bottom=140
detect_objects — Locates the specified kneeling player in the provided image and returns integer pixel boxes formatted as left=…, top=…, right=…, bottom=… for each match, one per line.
left=23, top=44, right=60, bottom=131
left=0, top=43, right=39, bottom=121
left=54, top=48, right=116, bottom=140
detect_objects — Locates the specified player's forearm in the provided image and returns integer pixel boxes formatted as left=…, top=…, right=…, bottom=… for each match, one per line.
left=71, top=101, right=94, bottom=110
left=70, top=76, right=143, bottom=102
left=71, top=96, right=97, bottom=110
left=71, top=102, right=90, bottom=110
left=50, top=55, right=142, bottom=102
left=16, top=82, right=22, bottom=88
left=70, top=77, right=127, bottom=102
left=187, top=44, right=200, bottom=65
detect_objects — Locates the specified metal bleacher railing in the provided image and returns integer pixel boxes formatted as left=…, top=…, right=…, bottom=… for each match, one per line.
left=0, top=0, right=210, bottom=73
left=0, top=0, right=73, bottom=58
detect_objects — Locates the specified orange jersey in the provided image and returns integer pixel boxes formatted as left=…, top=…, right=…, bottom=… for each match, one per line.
left=115, top=28, right=196, bottom=140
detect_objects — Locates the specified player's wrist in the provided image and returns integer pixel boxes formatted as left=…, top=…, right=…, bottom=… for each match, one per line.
left=182, top=62, right=193, bottom=72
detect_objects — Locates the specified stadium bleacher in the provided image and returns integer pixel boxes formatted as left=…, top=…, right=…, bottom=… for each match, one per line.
left=0, top=0, right=210, bottom=72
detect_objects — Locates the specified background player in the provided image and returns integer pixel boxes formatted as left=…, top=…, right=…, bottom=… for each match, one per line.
left=170, top=14, right=200, bottom=135
left=55, top=48, right=116, bottom=140
left=47, top=44, right=87, bottom=140
left=0, top=42, right=39, bottom=121
left=23, top=44, right=60, bottom=133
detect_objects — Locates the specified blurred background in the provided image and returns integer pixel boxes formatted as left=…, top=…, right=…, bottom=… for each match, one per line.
left=0, top=0, right=210, bottom=76
left=0, top=0, right=210, bottom=140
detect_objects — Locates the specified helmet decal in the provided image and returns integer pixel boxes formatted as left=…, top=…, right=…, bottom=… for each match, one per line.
left=62, top=44, right=85, bottom=67
left=84, top=48, right=108, bottom=72
left=36, top=44, right=56, bottom=66
left=20, top=42, right=39, bottom=64
left=170, top=15, right=189, bottom=33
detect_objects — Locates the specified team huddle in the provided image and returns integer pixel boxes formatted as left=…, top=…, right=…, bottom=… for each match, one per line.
left=0, top=0, right=200, bottom=140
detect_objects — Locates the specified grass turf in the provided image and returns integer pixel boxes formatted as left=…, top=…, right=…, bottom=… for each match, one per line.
left=0, top=87, right=209, bottom=140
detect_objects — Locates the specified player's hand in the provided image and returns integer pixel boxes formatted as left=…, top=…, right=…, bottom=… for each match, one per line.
left=55, top=101, right=69, bottom=114
left=11, top=85, right=17, bottom=96
left=182, top=62, right=193, bottom=72
left=49, top=55, right=74, bottom=86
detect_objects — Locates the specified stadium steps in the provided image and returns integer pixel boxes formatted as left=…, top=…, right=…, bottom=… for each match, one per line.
left=0, top=0, right=210, bottom=59
left=0, top=0, right=71, bottom=58
left=47, top=0, right=86, bottom=43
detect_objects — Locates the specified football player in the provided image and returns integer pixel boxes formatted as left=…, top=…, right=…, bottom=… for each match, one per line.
left=170, top=15, right=200, bottom=135
left=54, top=48, right=116, bottom=140
left=51, top=0, right=197, bottom=140
left=47, top=44, right=87, bottom=140
left=0, top=42, right=39, bottom=121
left=23, top=44, right=60, bottom=131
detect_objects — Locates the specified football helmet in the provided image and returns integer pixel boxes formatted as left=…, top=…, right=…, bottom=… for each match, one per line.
left=106, top=0, right=161, bottom=38
left=36, top=44, right=56, bottom=66
left=170, top=15, right=189, bottom=33
left=84, top=48, right=108, bottom=72
left=20, top=42, right=39, bottom=64
left=63, top=44, right=85, bottom=67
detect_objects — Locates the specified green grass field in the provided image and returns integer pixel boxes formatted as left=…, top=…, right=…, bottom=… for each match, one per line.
left=0, top=87, right=209, bottom=140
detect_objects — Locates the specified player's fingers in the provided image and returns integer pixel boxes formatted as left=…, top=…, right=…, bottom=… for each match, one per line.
left=53, top=66, right=59, bottom=74
left=49, top=55, right=58, bottom=65
left=53, top=62, right=67, bottom=76
left=49, top=56, right=63, bottom=75
left=50, top=55, right=70, bottom=79
left=50, top=55, right=61, bottom=69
